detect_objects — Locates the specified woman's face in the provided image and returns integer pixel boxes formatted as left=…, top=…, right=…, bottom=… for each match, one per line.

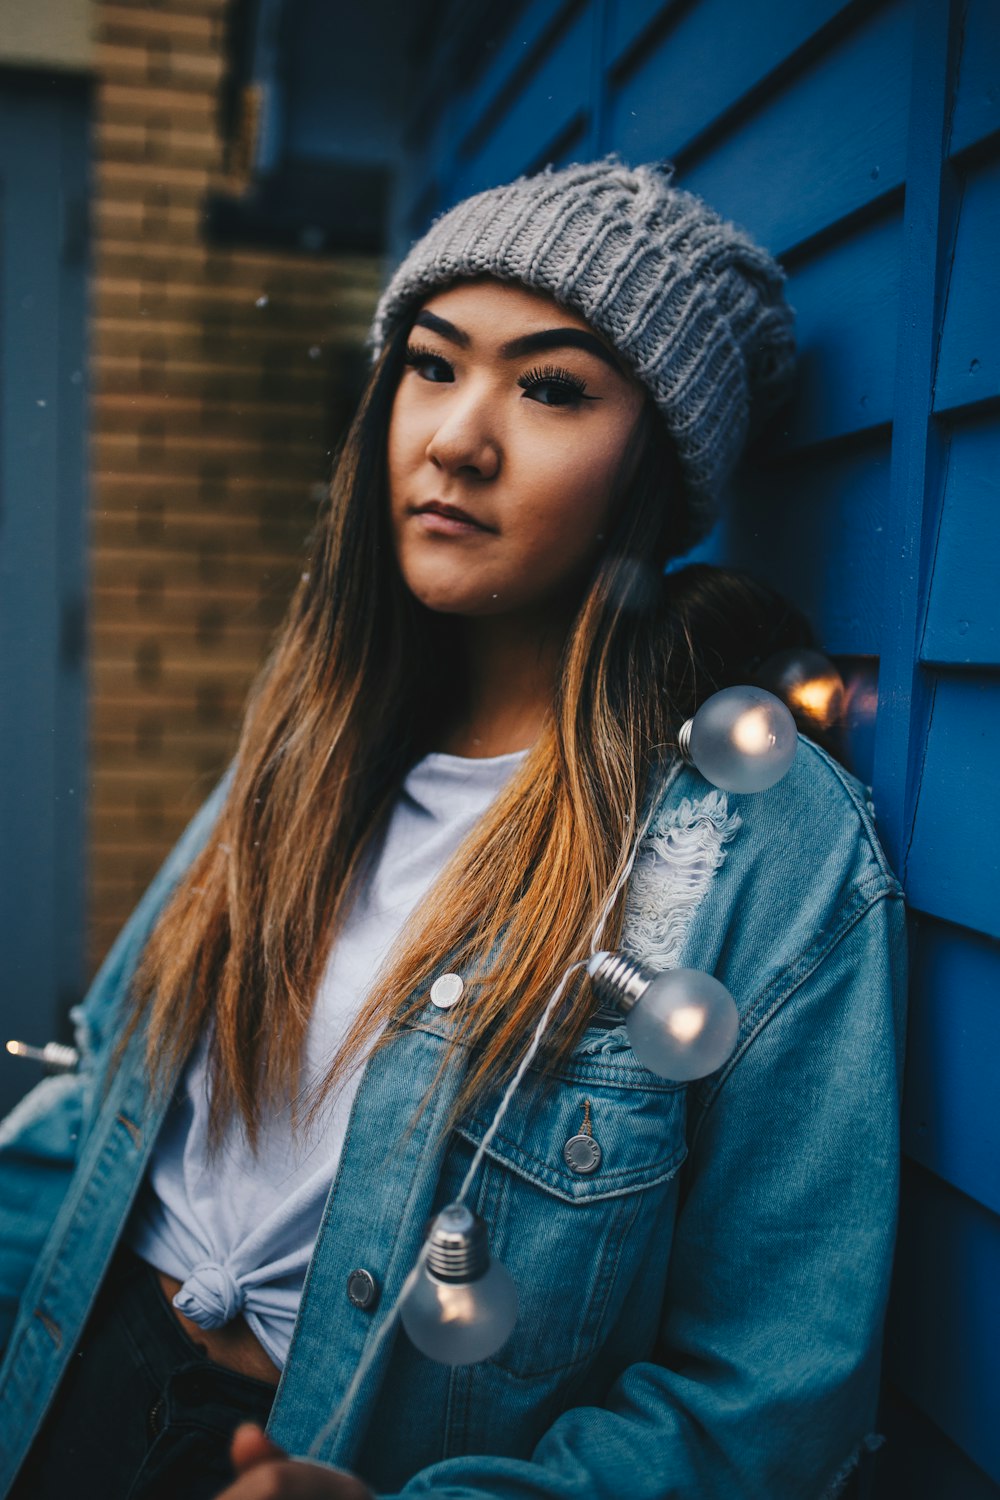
left=387, top=277, right=647, bottom=621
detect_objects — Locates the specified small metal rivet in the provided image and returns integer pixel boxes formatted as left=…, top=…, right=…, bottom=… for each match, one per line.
left=346, top=1268, right=379, bottom=1310
left=429, top=973, right=464, bottom=1009
left=563, top=1133, right=602, bottom=1174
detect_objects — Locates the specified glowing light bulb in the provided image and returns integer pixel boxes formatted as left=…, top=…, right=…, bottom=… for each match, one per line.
left=678, top=684, right=797, bottom=793
left=400, top=1203, right=518, bottom=1365
left=754, top=648, right=846, bottom=733
left=587, top=952, right=739, bottom=1081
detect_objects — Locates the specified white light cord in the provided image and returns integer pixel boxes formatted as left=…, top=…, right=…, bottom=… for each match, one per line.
left=306, top=1233, right=434, bottom=1460
left=307, top=768, right=672, bottom=1461
left=306, top=958, right=586, bottom=1461
left=454, top=957, right=588, bottom=1203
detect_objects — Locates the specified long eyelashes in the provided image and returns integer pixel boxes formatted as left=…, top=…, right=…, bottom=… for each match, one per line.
left=516, top=363, right=593, bottom=402
left=403, top=344, right=454, bottom=380
left=403, top=344, right=596, bottom=406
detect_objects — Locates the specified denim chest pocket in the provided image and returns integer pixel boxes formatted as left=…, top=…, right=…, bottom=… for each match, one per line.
left=438, top=1024, right=688, bottom=1382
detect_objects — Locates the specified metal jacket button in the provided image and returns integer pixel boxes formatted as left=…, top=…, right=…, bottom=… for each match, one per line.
left=563, top=1133, right=602, bottom=1174
left=346, top=1268, right=379, bottom=1310
left=429, top=973, right=463, bottom=1009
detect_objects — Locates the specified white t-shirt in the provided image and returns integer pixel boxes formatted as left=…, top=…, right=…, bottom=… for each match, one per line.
left=126, top=747, right=527, bottom=1369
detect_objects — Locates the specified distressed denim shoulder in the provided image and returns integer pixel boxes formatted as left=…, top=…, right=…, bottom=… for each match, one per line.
left=622, top=779, right=743, bottom=970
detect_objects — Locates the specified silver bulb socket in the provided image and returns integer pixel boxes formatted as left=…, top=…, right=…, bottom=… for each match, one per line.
left=677, top=718, right=694, bottom=764
left=586, top=950, right=656, bottom=1018
left=425, top=1203, right=491, bottom=1283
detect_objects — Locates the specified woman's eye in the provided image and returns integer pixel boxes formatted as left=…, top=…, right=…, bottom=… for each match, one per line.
left=517, top=363, right=592, bottom=407
left=404, top=345, right=454, bottom=382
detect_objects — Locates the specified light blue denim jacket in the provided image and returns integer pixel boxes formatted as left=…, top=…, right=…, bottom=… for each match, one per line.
left=0, top=738, right=907, bottom=1499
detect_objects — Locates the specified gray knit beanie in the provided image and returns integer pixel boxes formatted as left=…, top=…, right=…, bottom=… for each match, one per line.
left=367, top=154, right=796, bottom=548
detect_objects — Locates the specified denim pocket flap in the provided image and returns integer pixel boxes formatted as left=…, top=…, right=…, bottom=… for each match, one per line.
left=454, top=1030, right=688, bottom=1205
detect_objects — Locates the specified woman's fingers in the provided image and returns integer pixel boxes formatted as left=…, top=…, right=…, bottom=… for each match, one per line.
left=230, top=1421, right=288, bottom=1474
left=217, top=1428, right=376, bottom=1498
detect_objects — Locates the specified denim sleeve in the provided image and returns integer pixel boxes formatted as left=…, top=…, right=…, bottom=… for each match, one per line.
left=0, top=765, right=233, bottom=1355
left=376, top=889, right=908, bottom=1500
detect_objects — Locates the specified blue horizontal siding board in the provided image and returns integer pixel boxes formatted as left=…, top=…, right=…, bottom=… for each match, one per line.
left=949, top=0, right=1000, bottom=157
left=934, top=152, right=1000, bottom=414
left=921, top=417, right=1000, bottom=666
left=879, top=1382, right=1000, bottom=1499
left=609, top=0, right=850, bottom=163
left=548, top=119, right=589, bottom=168
left=884, top=1160, right=1000, bottom=1485
left=656, top=0, right=910, bottom=256
left=455, top=0, right=570, bottom=152
left=906, top=674, right=1000, bottom=939
left=779, top=209, right=902, bottom=447
left=727, top=434, right=891, bottom=656
left=902, top=917, right=1000, bottom=1215
left=608, top=0, right=669, bottom=64
left=451, top=5, right=594, bottom=200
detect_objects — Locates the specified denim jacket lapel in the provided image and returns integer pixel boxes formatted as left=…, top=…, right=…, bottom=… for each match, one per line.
left=266, top=990, right=469, bottom=1462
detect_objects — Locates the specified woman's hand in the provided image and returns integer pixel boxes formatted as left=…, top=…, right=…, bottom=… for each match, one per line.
left=214, top=1423, right=376, bottom=1499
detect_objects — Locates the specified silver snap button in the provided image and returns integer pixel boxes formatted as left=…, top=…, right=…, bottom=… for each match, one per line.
left=430, top=973, right=463, bottom=1009
left=346, top=1268, right=379, bottom=1310
left=563, top=1133, right=602, bottom=1174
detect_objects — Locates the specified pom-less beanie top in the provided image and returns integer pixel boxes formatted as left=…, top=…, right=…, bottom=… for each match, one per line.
left=368, top=155, right=796, bottom=549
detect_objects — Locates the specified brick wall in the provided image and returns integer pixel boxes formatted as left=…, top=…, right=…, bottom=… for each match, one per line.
left=89, top=0, right=381, bottom=974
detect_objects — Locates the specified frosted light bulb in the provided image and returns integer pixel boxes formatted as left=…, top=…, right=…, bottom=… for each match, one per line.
left=400, top=1203, right=518, bottom=1366
left=587, top=951, right=739, bottom=1081
left=678, top=684, right=797, bottom=793
left=754, top=648, right=846, bottom=733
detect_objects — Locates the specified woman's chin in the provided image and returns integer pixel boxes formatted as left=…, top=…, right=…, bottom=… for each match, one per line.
left=405, top=579, right=512, bottom=618
left=417, top=595, right=507, bottom=619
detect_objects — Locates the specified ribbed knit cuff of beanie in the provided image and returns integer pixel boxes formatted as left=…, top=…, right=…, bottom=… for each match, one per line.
left=368, top=154, right=796, bottom=551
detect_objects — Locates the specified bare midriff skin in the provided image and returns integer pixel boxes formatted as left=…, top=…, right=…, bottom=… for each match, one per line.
left=154, top=1266, right=281, bottom=1387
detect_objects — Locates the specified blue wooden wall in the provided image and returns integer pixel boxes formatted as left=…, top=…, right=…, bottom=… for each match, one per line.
left=388, top=1, right=1000, bottom=1492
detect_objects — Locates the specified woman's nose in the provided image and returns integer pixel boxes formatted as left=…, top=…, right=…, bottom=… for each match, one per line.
left=424, top=398, right=500, bottom=480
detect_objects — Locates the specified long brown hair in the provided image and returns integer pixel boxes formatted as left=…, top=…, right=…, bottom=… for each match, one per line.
left=119, top=305, right=810, bottom=1153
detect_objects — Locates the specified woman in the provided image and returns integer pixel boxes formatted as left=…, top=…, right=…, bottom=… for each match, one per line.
left=0, top=157, right=906, bottom=1500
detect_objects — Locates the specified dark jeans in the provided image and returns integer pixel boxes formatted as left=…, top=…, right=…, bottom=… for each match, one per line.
left=8, top=1245, right=276, bottom=1500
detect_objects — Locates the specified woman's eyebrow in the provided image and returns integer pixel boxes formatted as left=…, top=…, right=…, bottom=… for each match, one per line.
left=503, top=327, right=626, bottom=375
left=413, top=310, right=470, bottom=347
left=412, top=310, right=626, bottom=376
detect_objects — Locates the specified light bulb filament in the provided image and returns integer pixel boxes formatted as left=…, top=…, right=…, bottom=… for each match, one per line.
left=666, top=1005, right=705, bottom=1043
left=438, top=1283, right=478, bottom=1326
left=731, top=707, right=776, bottom=755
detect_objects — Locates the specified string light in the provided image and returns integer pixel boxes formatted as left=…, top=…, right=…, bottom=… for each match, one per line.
left=399, top=1203, right=518, bottom=1364
left=677, top=684, right=798, bottom=793
left=754, top=648, right=846, bottom=734
left=586, top=953, right=739, bottom=1081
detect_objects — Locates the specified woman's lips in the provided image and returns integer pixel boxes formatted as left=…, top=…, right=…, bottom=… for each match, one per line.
left=412, top=506, right=492, bottom=536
